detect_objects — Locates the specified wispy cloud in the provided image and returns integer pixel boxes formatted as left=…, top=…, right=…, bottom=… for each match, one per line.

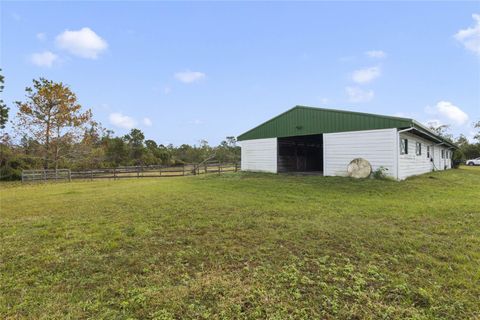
left=345, top=86, right=374, bottom=103
left=365, top=50, right=386, bottom=58
left=30, top=51, right=58, bottom=67
left=425, top=101, right=469, bottom=126
left=143, top=117, right=153, bottom=127
left=318, top=97, right=329, bottom=105
left=36, top=32, right=47, bottom=41
left=424, top=119, right=444, bottom=129
left=56, top=27, right=108, bottom=59
left=351, top=66, right=381, bottom=84
left=454, top=13, right=480, bottom=55
left=188, top=119, right=203, bottom=125
left=174, top=71, right=206, bottom=84
left=109, top=113, right=137, bottom=129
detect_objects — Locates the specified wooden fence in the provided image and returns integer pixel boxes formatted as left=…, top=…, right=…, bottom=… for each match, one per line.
left=21, top=162, right=240, bottom=183
left=22, top=169, right=72, bottom=182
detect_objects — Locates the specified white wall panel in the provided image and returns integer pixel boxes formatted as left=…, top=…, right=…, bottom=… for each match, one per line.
left=398, top=132, right=452, bottom=180
left=240, top=138, right=277, bottom=173
left=324, top=128, right=397, bottom=178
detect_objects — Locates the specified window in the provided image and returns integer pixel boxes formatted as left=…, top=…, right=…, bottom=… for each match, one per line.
left=426, top=146, right=430, bottom=158
left=416, top=142, right=422, bottom=156
left=400, top=138, right=408, bottom=155
left=441, top=150, right=445, bottom=159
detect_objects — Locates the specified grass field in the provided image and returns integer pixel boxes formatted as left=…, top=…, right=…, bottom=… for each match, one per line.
left=1, top=167, right=479, bottom=319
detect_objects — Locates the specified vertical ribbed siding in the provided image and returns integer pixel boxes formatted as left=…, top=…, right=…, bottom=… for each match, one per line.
left=237, top=106, right=413, bottom=141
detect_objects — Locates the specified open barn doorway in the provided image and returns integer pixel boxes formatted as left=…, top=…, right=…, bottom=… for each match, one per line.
left=277, top=134, right=323, bottom=173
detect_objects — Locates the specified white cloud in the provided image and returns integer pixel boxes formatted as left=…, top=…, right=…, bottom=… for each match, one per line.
left=427, top=101, right=469, bottom=126
left=30, top=51, right=58, bottom=67
left=36, top=32, right=46, bottom=41
left=351, top=66, right=381, bottom=84
left=392, top=112, right=414, bottom=118
left=424, top=119, right=444, bottom=128
left=143, top=117, right=152, bottom=127
left=345, top=86, right=374, bottom=103
left=55, top=27, right=108, bottom=59
left=109, top=113, right=137, bottom=129
left=319, top=97, right=329, bottom=105
left=365, top=50, right=386, bottom=58
left=174, top=70, right=206, bottom=84
left=454, top=14, right=480, bottom=55
left=188, top=119, right=203, bottom=125
left=163, top=86, right=172, bottom=94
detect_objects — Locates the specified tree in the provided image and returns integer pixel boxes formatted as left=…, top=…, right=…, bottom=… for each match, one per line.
left=427, top=122, right=453, bottom=142
left=145, top=139, right=157, bottom=150
left=14, top=78, right=92, bottom=169
left=124, top=128, right=145, bottom=165
left=0, top=69, right=8, bottom=130
left=216, top=136, right=240, bottom=162
left=104, top=137, right=129, bottom=166
left=474, top=121, right=480, bottom=143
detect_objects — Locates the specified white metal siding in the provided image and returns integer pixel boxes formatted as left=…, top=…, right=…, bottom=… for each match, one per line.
left=398, top=132, right=452, bottom=180
left=324, top=128, right=397, bottom=178
left=398, top=132, right=433, bottom=180
left=432, top=144, right=452, bottom=171
left=240, top=138, right=277, bottom=173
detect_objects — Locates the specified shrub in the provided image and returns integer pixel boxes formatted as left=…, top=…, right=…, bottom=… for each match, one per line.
left=371, top=166, right=389, bottom=180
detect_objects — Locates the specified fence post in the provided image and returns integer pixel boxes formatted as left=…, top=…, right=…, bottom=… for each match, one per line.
left=68, top=169, right=71, bottom=182
left=137, top=166, right=140, bottom=178
left=114, top=168, right=116, bottom=180
left=183, top=165, right=185, bottom=176
left=159, top=167, right=162, bottom=177
left=219, top=163, right=222, bottom=174
left=91, top=170, right=93, bottom=181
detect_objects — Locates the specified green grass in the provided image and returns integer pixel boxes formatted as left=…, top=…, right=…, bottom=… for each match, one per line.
left=1, top=167, right=479, bottom=319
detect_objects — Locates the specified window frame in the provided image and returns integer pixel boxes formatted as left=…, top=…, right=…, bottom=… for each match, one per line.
left=415, top=142, right=422, bottom=156
left=400, top=138, right=408, bottom=155
left=426, top=146, right=430, bottom=158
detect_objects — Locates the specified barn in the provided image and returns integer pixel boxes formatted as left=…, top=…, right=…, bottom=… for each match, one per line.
left=237, top=106, right=457, bottom=180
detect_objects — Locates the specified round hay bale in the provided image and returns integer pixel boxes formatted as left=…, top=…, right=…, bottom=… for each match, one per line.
left=347, top=158, right=372, bottom=179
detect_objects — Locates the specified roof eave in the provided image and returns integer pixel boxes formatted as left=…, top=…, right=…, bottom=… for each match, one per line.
left=411, top=121, right=458, bottom=149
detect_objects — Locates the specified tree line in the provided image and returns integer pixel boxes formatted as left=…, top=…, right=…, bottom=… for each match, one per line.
left=427, top=122, right=480, bottom=165
left=0, top=76, right=239, bottom=180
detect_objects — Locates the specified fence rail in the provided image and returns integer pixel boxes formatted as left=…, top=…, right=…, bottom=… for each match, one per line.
left=22, top=169, right=72, bottom=182
left=21, top=162, right=240, bottom=183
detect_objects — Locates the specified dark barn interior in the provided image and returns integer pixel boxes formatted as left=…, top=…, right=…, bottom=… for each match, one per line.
left=277, top=134, right=323, bottom=172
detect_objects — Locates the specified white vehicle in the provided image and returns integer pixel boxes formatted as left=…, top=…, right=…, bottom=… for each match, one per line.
left=466, top=157, right=480, bottom=166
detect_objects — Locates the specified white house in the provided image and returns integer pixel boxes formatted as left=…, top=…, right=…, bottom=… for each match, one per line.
left=237, top=106, right=456, bottom=180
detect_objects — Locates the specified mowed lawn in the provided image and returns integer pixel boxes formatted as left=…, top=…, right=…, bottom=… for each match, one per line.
left=1, top=168, right=479, bottom=319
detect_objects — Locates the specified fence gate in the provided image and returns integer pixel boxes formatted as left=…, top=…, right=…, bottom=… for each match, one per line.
left=22, top=169, right=71, bottom=182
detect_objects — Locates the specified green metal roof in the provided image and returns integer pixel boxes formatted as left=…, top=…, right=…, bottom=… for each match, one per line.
left=237, top=106, right=457, bottom=148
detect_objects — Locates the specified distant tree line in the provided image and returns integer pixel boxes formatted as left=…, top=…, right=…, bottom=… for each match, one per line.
left=427, top=122, right=480, bottom=165
left=0, top=76, right=240, bottom=180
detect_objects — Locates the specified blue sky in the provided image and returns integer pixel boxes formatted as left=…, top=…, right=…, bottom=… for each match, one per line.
left=1, top=1, right=479, bottom=145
